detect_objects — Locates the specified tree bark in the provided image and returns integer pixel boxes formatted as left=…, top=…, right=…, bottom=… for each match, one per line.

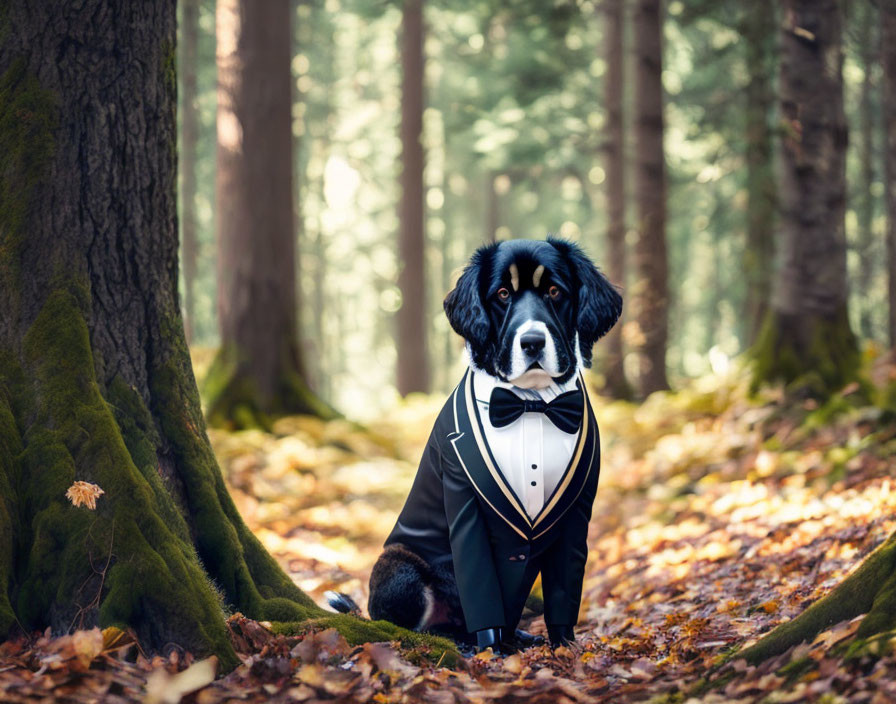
left=396, top=0, right=431, bottom=396
left=0, top=0, right=454, bottom=670
left=633, top=0, right=670, bottom=395
left=600, top=0, right=632, bottom=400
left=208, top=0, right=334, bottom=428
left=741, top=0, right=777, bottom=345
left=751, top=0, right=858, bottom=397
left=884, top=1, right=896, bottom=348
left=855, top=3, right=877, bottom=340
left=180, top=0, right=200, bottom=345
left=485, top=171, right=499, bottom=244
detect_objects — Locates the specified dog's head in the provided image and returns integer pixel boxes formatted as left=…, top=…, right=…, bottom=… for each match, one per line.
left=444, top=237, right=622, bottom=388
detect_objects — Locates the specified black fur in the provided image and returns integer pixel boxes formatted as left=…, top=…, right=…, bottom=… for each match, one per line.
left=443, top=237, right=622, bottom=378
left=325, top=591, right=362, bottom=616
left=546, top=237, right=623, bottom=366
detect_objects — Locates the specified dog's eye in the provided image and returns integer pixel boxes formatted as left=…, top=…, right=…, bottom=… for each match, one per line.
left=496, top=287, right=510, bottom=301
left=548, top=285, right=562, bottom=300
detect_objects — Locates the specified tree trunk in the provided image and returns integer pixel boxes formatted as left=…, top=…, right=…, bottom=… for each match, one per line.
left=741, top=0, right=777, bottom=345
left=751, top=0, right=858, bottom=397
left=633, top=0, right=670, bottom=395
left=396, top=0, right=430, bottom=396
left=855, top=3, right=877, bottom=340
left=0, top=0, right=454, bottom=670
left=600, top=0, right=632, bottom=400
left=207, top=0, right=334, bottom=429
left=485, top=170, right=499, bottom=244
left=179, top=0, right=199, bottom=345
left=884, top=1, right=896, bottom=348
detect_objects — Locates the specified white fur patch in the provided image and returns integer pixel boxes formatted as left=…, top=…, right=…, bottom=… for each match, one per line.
left=508, top=319, right=561, bottom=383
left=416, top=586, right=435, bottom=631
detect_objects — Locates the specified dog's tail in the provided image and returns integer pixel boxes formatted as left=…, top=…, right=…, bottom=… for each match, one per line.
left=325, top=591, right=363, bottom=617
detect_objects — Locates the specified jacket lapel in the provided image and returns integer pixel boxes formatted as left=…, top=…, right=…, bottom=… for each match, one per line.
left=449, top=369, right=532, bottom=539
left=448, top=368, right=599, bottom=543
left=531, top=374, right=598, bottom=540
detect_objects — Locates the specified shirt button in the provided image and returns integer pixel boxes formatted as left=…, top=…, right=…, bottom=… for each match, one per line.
left=531, top=464, right=537, bottom=469
left=518, top=554, right=526, bottom=561
left=531, top=481, right=536, bottom=486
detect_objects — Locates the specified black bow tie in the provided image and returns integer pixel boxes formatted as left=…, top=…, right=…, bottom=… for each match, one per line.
left=488, top=386, right=583, bottom=434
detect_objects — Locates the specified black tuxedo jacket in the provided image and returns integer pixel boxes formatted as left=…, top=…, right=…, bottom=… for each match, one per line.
left=384, top=368, right=600, bottom=634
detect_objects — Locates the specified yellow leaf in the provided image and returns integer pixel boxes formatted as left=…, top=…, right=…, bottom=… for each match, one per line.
left=101, top=626, right=135, bottom=652
left=65, top=481, right=105, bottom=510
left=503, top=653, right=522, bottom=673
left=145, top=656, right=217, bottom=704
left=761, top=601, right=778, bottom=614
left=474, top=648, right=495, bottom=662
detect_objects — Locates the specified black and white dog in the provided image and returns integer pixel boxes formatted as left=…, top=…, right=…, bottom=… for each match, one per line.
left=330, top=237, right=621, bottom=653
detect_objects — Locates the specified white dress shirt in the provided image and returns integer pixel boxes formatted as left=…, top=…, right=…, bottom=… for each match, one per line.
left=473, top=369, right=581, bottom=519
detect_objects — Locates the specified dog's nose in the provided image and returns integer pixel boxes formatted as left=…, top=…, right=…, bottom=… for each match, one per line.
left=520, top=330, right=546, bottom=357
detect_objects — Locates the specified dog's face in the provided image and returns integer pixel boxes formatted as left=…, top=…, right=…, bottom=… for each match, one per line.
left=444, top=238, right=622, bottom=388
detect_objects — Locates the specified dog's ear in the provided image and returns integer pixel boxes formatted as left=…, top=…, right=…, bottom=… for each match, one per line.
left=443, top=262, right=490, bottom=351
left=549, top=238, right=622, bottom=367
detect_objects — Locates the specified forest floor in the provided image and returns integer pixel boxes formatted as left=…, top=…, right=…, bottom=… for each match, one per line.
left=5, top=356, right=896, bottom=702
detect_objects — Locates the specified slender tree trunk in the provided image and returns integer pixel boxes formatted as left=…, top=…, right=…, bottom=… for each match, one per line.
left=485, top=170, right=499, bottom=243
left=751, top=0, right=857, bottom=397
left=601, top=0, right=632, bottom=399
left=208, top=0, right=334, bottom=428
left=633, top=0, right=669, bottom=395
left=742, top=0, right=777, bottom=345
left=179, top=0, right=199, bottom=345
left=884, top=1, right=896, bottom=348
left=856, top=2, right=877, bottom=340
left=396, top=0, right=430, bottom=396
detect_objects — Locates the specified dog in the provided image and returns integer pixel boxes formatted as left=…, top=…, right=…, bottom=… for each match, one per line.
left=329, top=237, right=622, bottom=653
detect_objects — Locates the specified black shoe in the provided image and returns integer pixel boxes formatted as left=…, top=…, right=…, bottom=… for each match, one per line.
left=511, top=629, right=545, bottom=649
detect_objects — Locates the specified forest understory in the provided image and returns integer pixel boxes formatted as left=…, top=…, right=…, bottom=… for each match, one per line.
left=4, top=352, right=896, bottom=703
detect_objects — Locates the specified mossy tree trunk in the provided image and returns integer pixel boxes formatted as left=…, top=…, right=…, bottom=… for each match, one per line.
left=741, top=531, right=896, bottom=664
left=750, top=0, right=858, bottom=398
left=599, top=0, right=633, bottom=401
left=0, top=0, right=452, bottom=670
left=741, top=0, right=777, bottom=346
left=179, top=0, right=200, bottom=345
left=396, top=0, right=431, bottom=397
left=633, top=0, right=670, bottom=396
left=209, top=0, right=335, bottom=429
left=883, top=0, right=896, bottom=349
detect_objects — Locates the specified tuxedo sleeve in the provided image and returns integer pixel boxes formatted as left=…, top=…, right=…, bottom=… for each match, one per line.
left=438, top=432, right=507, bottom=633
left=540, top=457, right=599, bottom=628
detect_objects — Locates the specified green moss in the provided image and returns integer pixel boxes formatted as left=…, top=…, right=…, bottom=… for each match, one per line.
left=151, top=315, right=321, bottom=621
left=0, top=380, right=21, bottom=635
left=741, top=532, right=896, bottom=664
left=750, top=306, right=859, bottom=399
left=0, top=60, right=57, bottom=262
left=8, top=290, right=239, bottom=669
left=202, top=344, right=338, bottom=431
left=274, top=614, right=462, bottom=667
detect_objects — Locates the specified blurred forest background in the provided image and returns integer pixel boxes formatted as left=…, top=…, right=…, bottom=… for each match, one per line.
left=180, top=0, right=896, bottom=423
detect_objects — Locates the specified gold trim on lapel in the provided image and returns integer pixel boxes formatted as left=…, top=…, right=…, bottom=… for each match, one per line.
left=463, top=371, right=532, bottom=527
left=532, top=374, right=591, bottom=528
left=449, top=373, right=529, bottom=540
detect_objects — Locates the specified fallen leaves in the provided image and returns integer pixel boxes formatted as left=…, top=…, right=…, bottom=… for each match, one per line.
left=65, top=481, right=104, bottom=509
left=8, top=362, right=896, bottom=700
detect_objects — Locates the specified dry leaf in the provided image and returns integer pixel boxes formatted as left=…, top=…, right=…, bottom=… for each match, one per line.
left=144, top=657, right=217, bottom=704
left=65, top=480, right=105, bottom=509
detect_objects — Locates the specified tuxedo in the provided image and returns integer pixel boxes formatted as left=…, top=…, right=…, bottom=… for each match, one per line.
left=472, top=370, right=580, bottom=518
left=384, top=367, right=600, bottom=635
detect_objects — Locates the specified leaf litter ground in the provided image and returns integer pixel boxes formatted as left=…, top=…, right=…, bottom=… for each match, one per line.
left=5, top=361, right=896, bottom=702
